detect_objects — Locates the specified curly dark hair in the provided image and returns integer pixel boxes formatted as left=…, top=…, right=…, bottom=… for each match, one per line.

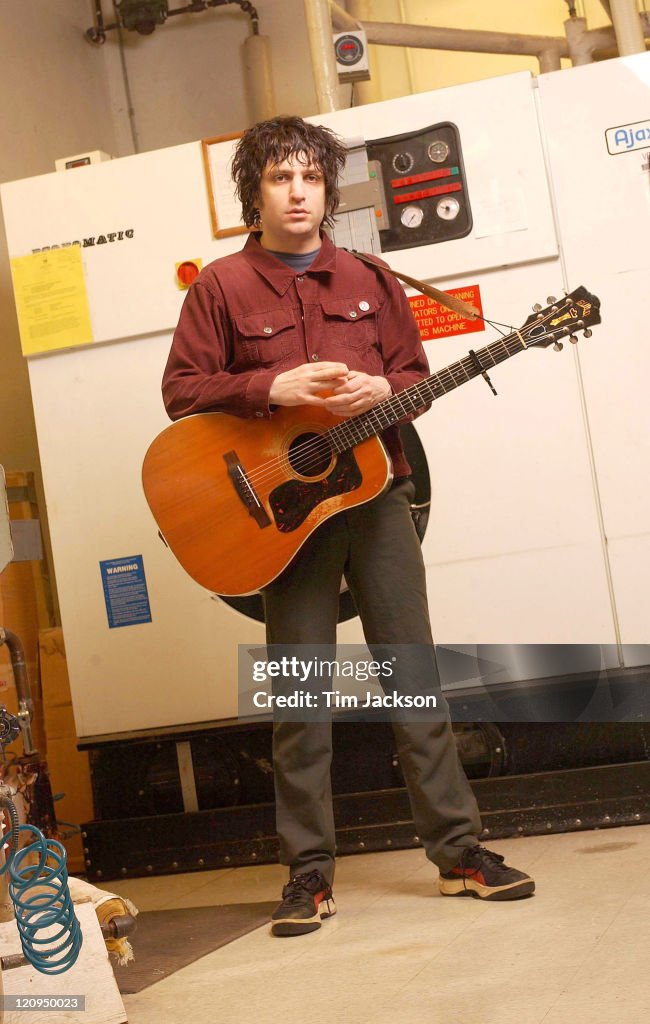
left=231, top=115, right=348, bottom=229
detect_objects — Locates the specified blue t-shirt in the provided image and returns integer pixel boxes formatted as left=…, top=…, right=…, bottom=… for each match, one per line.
left=266, top=248, right=320, bottom=273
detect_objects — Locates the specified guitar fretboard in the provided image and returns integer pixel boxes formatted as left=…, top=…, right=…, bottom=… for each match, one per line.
left=326, top=330, right=526, bottom=453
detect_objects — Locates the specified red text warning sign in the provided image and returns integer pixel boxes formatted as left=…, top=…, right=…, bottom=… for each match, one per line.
left=408, top=285, right=484, bottom=341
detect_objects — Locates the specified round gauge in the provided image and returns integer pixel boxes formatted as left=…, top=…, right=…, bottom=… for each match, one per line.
left=436, top=196, right=460, bottom=221
left=427, top=140, right=450, bottom=164
left=392, top=151, right=414, bottom=175
left=334, top=34, right=365, bottom=67
left=400, top=205, right=424, bottom=229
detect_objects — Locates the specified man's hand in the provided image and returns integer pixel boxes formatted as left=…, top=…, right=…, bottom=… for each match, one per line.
left=324, top=370, right=391, bottom=417
left=269, top=362, right=350, bottom=407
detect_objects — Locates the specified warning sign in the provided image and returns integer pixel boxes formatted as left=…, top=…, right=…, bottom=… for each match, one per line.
left=408, top=285, right=484, bottom=341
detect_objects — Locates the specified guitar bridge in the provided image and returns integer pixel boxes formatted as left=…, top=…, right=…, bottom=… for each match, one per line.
left=223, top=450, right=271, bottom=529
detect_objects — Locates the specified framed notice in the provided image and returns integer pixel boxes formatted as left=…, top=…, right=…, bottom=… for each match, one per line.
left=201, top=133, right=250, bottom=239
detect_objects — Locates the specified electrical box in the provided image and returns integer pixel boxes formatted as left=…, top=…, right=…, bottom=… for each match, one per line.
left=54, top=150, right=113, bottom=172
left=333, top=30, right=371, bottom=83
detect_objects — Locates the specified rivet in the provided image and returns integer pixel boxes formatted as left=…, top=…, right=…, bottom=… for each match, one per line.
left=413, top=835, right=420, bottom=843
left=349, top=311, right=357, bottom=318
left=359, top=841, right=365, bottom=848
left=251, top=852, right=257, bottom=859
left=121, top=868, right=128, bottom=875
left=81, top=832, right=87, bottom=839
left=575, top=819, right=582, bottom=826
left=224, top=856, right=231, bottom=863
left=263, top=326, right=273, bottom=334
left=517, top=826, right=524, bottom=833
left=603, top=815, right=611, bottom=823
left=96, top=870, right=102, bottom=878
left=83, top=847, right=89, bottom=855
left=198, top=859, right=205, bottom=866
left=546, top=822, right=553, bottom=829
left=634, top=814, right=641, bottom=820
left=495, top=747, right=502, bottom=753
left=172, top=862, right=179, bottom=869
left=146, top=865, right=153, bottom=872
left=481, top=829, right=490, bottom=836
left=386, top=839, right=392, bottom=846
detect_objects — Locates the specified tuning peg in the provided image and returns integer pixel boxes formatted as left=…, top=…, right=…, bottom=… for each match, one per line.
left=583, top=329, right=592, bottom=338
left=533, top=303, right=542, bottom=312
left=553, top=341, right=563, bottom=351
left=569, top=335, right=579, bottom=344
left=547, top=295, right=557, bottom=304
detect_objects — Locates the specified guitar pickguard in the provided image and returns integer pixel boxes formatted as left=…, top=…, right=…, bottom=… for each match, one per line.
left=269, top=451, right=362, bottom=533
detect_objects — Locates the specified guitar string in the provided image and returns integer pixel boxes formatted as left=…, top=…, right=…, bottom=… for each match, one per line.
left=239, top=301, right=570, bottom=490
left=242, top=327, right=524, bottom=488
left=198, top=299, right=581, bottom=536
left=239, top=309, right=564, bottom=492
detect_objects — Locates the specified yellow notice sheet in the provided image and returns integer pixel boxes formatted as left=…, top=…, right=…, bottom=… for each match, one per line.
left=10, top=246, right=93, bottom=355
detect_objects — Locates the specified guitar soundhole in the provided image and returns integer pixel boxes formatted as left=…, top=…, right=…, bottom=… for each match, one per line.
left=287, top=432, right=333, bottom=479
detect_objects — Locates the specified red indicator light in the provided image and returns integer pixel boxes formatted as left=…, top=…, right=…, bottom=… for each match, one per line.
left=176, top=261, right=200, bottom=286
left=391, top=167, right=459, bottom=189
left=393, top=182, right=462, bottom=205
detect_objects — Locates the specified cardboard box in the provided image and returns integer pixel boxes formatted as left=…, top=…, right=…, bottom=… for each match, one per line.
left=39, top=628, right=94, bottom=875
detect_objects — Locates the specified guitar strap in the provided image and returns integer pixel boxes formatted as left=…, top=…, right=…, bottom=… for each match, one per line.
left=345, top=247, right=481, bottom=321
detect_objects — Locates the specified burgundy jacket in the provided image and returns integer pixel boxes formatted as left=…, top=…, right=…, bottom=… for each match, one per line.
left=162, top=233, right=429, bottom=477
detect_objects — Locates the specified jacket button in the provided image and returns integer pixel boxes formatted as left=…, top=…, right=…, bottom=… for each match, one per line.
left=296, top=275, right=304, bottom=282
left=263, top=326, right=273, bottom=334
left=349, top=311, right=357, bottom=318
left=255, top=411, right=264, bottom=417
left=359, top=300, right=370, bottom=311
left=311, top=353, right=319, bottom=361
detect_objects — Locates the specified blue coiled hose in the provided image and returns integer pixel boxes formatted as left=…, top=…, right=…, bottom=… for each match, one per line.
left=0, top=809, right=83, bottom=975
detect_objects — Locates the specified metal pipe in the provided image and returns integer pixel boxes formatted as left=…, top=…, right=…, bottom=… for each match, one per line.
left=330, top=1, right=360, bottom=32
left=538, top=47, right=563, bottom=73
left=358, top=21, right=570, bottom=59
left=565, top=15, right=596, bottom=64
left=609, top=0, right=646, bottom=54
left=0, top=630, right=36, bottom=757
left=303, top=0, right=342, bottom=113
left=242, top=33, right=276, bottom=122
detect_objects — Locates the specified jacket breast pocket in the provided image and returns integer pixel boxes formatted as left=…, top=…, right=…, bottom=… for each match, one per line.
left=232, top=309, right=298, bottom=367
left=320, top=296, right=379, bottom=351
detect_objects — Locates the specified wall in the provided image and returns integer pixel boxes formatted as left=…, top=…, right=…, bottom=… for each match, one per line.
left=0, top=0, right=119, bottom=618
left=107, top=0, right=320, bottom=152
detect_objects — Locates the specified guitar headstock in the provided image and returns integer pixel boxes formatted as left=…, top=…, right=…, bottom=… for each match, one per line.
left=520, top=287, right=601, bottom=351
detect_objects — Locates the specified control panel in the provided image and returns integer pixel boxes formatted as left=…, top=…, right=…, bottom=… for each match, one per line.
left=366, top=122, right=472, bottom=252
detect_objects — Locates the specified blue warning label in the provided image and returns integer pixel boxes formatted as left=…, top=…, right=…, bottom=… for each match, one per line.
left=100, top=554, right=152, bottom=629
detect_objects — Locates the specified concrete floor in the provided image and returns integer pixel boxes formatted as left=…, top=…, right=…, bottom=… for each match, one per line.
left=98, top=823, right=650, bottom=1024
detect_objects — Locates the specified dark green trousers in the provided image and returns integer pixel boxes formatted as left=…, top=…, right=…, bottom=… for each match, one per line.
left=264, top=480, right=481, bottom=883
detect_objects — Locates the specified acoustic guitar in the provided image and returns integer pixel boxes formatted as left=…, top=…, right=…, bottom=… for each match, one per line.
left=142, top=287, right=600, bottom=595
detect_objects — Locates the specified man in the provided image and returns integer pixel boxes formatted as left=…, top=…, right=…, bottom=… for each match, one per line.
left=162, top=115, right=534, bottom=937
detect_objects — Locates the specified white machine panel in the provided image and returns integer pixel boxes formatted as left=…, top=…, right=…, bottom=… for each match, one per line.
left=538, top=54, right=650, bottom=662
left=3, top=67, right=644, bottom=739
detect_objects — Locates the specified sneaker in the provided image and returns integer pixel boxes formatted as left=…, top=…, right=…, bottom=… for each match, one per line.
left=439, top=845, right=535, bottom=901
left=271, top=869, right=337, bottom=936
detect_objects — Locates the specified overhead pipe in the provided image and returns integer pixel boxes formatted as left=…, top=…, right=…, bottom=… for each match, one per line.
left=332, top=15, right=568, bottom=74
left=330, top=1, right=650, bottom=76
left=304, top=0, right=343, bottom=112
left=242, top=32, right=276, bottom=123
left=607, top=0, right=646, bottom=54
